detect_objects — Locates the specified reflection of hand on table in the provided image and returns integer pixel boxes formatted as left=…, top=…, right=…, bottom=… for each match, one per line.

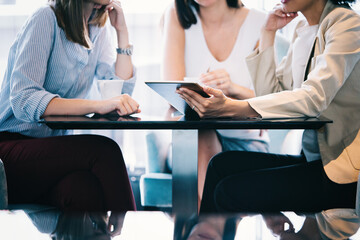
left=92, top=112, right=141, bottom=122
left=108, top=212, right=126, bottom=237
left=263, top=214, right=324, bottom=240
left=263, top=213, right=295, bottom=236
left=280, top=217, right=322, bottom=240
left=165, top=105, right=183, bottom=121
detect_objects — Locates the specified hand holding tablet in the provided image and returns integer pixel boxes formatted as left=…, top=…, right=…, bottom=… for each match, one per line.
left=145, top=81, right=210, bottom=115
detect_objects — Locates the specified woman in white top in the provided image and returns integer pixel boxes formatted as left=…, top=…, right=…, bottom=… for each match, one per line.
left=177, top=0, right=360, bottom=213
left=162, top=0, right=269, bottom=207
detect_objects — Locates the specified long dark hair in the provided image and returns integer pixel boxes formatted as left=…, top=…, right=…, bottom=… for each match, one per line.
left=51, top=212, right=109, bottom=240
left=329, top=0, right=357, bottom=7
left=175, top=0, right=241, bottom=29
left=48, top=0, right=108, bottom=48
left=329, top=0, right=357, bottom=4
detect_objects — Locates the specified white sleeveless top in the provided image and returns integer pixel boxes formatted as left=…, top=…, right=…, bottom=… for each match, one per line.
left=185, top=8, right=269, bottom=142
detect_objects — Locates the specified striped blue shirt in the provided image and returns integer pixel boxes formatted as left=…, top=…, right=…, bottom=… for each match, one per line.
left=0, top=5, right=136, bottom=138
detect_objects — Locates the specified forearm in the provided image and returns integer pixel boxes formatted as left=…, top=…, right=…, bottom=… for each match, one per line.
left=259, top=27, right=276, bottom=52
left=162, top=60, right=185, bottom=81
left=230, top=84, right=255, bottom=100
left=42, top=97, right=100, bottom=117
left=161, top=49, right=185, bottom=81
left=115, top=29, right=133, bottom=80
left=224, top=99, right=261, bottom=119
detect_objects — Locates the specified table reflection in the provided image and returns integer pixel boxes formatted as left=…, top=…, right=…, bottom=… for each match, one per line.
left=51, top=211, right=113, bottom=240
left=175, top=214, right=240, bottom=240
left=0, top=208, right=358, bottom=239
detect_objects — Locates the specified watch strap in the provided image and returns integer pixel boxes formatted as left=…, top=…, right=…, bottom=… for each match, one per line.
left=116, top=44, right=133, bottom=56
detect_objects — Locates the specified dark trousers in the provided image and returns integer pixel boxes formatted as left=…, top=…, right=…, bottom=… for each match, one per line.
left=200, top=151, right=357, bottom=213
left=0, top=132, right=136, bottom=212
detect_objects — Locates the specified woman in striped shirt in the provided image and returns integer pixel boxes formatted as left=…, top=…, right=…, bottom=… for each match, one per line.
left=0, top=0, right=138, bottom=220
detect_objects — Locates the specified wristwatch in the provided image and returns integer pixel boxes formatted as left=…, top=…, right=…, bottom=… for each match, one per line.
left=116, top=44, right=133, bottom=56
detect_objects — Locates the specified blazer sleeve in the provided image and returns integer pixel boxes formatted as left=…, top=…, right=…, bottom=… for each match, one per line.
left=246, top=45, right=293, bottom=97
left=245, top=10, right=360, bottom=119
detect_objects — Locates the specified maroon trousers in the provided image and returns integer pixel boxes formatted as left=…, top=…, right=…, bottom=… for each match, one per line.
left=0, top=132, right=135, bottom=212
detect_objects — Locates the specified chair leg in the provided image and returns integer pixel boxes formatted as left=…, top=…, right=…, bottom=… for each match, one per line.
left=0, top=159, right=8, bottom=209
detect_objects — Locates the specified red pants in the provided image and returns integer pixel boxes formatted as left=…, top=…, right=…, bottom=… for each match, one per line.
left=0, top=132, right=136, bottom=212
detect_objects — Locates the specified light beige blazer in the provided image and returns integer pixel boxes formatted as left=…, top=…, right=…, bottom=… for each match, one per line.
left=246, top=1, right=360, bottom=184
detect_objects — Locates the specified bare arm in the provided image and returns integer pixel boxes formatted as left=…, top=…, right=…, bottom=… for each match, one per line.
left=259, top=5, right=297, bottom=52
left=161, top=5, right=185, bottom=81
left=42, top=95, right=140, bottom=117
left=231, top=85, right=255, bottom=99
left=106, top=1, right=133, bottom=80
left=43, top=98, right=98, bottom=116
left=115, top=29, right=133, bottom=80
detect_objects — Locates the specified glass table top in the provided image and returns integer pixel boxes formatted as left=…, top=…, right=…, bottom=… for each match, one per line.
left=0, top=208, right=359, bottom=240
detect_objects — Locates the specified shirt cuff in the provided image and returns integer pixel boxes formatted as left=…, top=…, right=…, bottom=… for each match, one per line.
left=34, top=93, right=59, bottom=121
left=122, top=66, right=137, bottom=96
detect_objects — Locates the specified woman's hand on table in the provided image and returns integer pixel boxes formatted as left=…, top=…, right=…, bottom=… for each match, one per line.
left=176, top=86, right=243, bottom=119
left=177, top=86, right=260, bottom=119
left=177, top=86, right=229, bottom=118
left=96, top=94, right=140, bottom=116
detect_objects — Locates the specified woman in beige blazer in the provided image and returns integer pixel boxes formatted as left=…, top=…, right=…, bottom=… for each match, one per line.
left=177, top=0, right=360, bottom=213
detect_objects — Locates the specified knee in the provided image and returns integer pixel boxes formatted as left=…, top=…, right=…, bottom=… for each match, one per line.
left=85, top=135, right=121, bottom=153
left=208, top=151, right=233, bottom=171
left=82, top=135, right=124, bottom=164
left=208, top=152, right=222, bottom=170
left=52, top=171, right=105, bottom=211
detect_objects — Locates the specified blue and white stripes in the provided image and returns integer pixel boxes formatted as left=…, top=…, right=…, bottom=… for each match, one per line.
left=0, top=5, right=136, bottom=138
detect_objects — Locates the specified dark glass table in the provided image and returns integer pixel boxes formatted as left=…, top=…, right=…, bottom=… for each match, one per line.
left=41, top=114, right=330, bottom=130
left=40, top=113, right=332, bottom=215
